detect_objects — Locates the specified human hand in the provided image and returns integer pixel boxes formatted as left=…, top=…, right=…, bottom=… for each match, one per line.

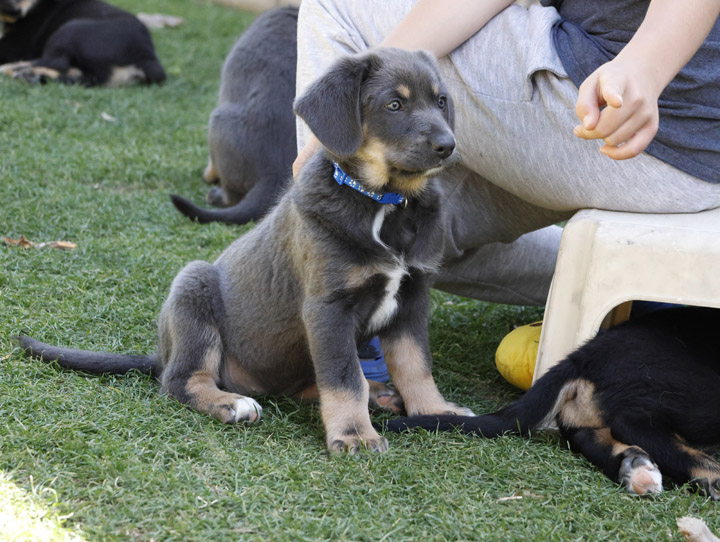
left=292, top=135, right=320, bottom=177
left=573, top=59, right=661, bottom=161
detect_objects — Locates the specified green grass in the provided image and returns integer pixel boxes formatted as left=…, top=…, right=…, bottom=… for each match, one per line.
left=0, top=1, right=717, bottom=540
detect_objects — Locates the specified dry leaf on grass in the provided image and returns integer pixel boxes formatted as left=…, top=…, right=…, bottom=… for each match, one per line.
left=2, top=235, right=76, bottom=250
left=678, top=517, right=720, bottom=542
left=137, top=12, right=184, bottom=28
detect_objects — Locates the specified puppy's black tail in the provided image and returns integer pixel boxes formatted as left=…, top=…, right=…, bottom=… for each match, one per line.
left=169, top=193, right=267, bottom=226
left=15, top=336, right=161, bottom=377
left=385, top=359, right=579, bottom=437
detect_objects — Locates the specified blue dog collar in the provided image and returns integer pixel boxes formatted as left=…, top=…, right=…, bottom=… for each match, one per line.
left=332, top=162, right=407, bottom=207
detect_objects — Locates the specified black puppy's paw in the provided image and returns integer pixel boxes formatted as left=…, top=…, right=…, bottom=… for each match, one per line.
left=0, top=62, right=58, bottom=84
left=690, top=477, right=720, bottom=501
left=618, top=448, right=663, bottom=496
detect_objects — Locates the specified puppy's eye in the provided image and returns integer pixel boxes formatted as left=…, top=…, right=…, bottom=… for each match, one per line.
left=438, top=96, right=447, bottom=109
left=385, top=100, right=402, bottom=111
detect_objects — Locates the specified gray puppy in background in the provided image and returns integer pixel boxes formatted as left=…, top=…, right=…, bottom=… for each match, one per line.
left=18, top=48, right=473, bottom=454
left=171, top=7, right=297, bottom=225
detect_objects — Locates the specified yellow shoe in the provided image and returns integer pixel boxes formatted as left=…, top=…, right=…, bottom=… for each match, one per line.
left=494, top=321, right=542, bottom=390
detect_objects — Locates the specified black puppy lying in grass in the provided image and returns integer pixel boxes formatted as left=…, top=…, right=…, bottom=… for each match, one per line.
left=387, top=306, right=720, bottom=500
left=0, top=0, right=165, bottom=86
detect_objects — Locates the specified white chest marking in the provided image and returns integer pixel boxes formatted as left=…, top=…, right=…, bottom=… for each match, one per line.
left=367, top=263, right=408, bottom=333
left=372, top=207, right=390, bottom=249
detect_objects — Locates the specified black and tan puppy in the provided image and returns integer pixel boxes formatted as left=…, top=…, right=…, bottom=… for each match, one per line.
left=388, top=306, right=720, bottom=499
left=171, top=7, right=297, bottom=225
left=17, top=48, right=473, bottom=453
left=0, top=0, right=165, bottom=86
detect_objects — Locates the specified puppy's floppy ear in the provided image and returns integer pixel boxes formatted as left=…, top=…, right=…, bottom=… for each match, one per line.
left=294, top=53, right=373, bottom=158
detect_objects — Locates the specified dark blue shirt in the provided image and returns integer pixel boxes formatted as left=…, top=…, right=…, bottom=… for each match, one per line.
left=541, top=0, right=720, bottom=183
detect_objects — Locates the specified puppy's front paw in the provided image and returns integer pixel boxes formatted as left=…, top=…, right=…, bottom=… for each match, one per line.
left=328, top=428, right=389, bottom=454
left=618, top=450, right=662, bottom=496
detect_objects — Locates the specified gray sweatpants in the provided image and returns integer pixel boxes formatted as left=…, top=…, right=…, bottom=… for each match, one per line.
left=296, top=0, right=720, bottom=305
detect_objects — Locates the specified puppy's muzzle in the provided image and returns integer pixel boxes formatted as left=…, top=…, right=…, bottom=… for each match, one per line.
left=431, top=131, right=456, bottom=161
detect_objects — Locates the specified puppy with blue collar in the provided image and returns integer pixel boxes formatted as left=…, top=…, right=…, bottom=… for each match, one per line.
left=18, top=47, right=473, bottom=453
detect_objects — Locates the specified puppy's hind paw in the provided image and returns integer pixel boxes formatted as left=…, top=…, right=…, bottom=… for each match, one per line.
left=229, top=397, right=263, bottom=424
left=690, top=477, right=720, bottom=502
left=367, top=380, right=404, bottom=413
left=211, top=395, right=263, bottom=424
left=619, top=450, right=663, bottom=496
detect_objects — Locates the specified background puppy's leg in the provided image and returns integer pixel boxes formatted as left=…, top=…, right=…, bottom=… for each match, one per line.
left=381, top=272, right=473, bottom=416
left=303, top=301, right=387, bottom=453
left=159, top=262, right=262, bottom=424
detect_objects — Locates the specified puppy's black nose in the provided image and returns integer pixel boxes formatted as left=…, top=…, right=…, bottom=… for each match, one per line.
left=431, top=133, right=456, bottom=159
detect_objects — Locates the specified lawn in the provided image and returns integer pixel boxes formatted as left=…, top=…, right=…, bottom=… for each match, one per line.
left=0, top=1, right=717, bottom=540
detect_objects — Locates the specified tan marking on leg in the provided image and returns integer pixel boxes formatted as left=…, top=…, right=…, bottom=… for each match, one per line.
left=677, top=441, right=720, bottom=481
left=591, top=426, right=634, bottom=455
left=30, top=66, right=60, bottom=79
left=203, top=159, right=219, bottom=183
left=320, top=385, right=387, bottom=453
left=383, top=335, right=473, bottom=416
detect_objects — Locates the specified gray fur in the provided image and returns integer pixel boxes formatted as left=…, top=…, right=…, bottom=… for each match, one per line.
left=18, top=48, right=471, bottom=453
left=170, top=7, right=298, bottom=225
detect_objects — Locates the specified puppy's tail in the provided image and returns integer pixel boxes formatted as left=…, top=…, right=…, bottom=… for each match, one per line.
left=169, top=192, right=269, bottom=226
left=385, top=359, right=578, bottom=437
left=15, top=335, right=161, bottom=377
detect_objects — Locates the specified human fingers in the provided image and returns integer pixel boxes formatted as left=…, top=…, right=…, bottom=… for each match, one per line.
left=599, top=123, right=659, bottom=160
left=575, top=71, right=602, bottom=131
left=573, top=99, right=635, bottom=142
left=599, top=104, right=657, bottom=149
left=292, top=136, right=319, bottom=177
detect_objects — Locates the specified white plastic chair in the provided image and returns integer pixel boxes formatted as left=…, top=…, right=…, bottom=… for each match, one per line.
left=533, top=207, right=720, bottom=383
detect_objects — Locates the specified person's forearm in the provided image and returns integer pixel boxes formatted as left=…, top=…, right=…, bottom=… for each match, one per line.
left=616, top=0, right=720, bottom=95
left=379, top=0, right=516, bottom=57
